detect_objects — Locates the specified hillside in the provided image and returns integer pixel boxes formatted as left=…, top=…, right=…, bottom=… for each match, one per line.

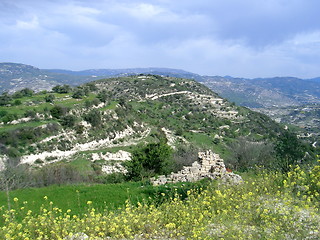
left=0, top=75, right=286, bottom=175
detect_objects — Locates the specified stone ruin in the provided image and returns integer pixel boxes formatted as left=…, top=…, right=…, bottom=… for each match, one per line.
left=150, top=150, right=242, bottom=185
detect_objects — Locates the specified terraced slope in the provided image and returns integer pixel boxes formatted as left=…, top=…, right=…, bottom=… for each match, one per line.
left=0, top=75, right=283, bottom=172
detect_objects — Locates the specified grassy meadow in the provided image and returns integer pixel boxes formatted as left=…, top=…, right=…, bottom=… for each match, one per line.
left=0, top=163, right=319, bottom=239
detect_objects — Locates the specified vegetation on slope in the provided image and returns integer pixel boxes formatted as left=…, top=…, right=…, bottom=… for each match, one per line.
left=0, top=75, right=317, bottom=188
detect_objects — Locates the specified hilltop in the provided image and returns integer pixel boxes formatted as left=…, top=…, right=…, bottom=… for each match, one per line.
left=0, top=63, right=200, bottom=94
left=0, top=74, right=290, bottom=180
left=2, top=62, right=320, bottom=110
left=2, top=63, right=320, bottom=143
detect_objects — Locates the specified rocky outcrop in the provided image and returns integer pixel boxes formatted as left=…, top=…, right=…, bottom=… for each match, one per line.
left=150, top=150, right=242, bottom=185
left=91, top=150, right=131, bottom=161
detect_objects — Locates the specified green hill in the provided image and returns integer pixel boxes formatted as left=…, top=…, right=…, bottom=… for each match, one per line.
left=0, top=74, right=319, bottom=239
left=0, top=74, right=316, bottom=188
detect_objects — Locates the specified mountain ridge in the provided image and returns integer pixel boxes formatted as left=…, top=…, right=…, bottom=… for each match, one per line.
left=2, top=62, right=320, bottom=110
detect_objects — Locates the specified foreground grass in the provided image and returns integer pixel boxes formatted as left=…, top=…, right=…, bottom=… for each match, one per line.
left=0, top=181, right=205, bottom=217
left=0, top=163, right=319, bottom=239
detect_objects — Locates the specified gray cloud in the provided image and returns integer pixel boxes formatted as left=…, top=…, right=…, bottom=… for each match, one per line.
left=0, top=0, right=319, bottom=77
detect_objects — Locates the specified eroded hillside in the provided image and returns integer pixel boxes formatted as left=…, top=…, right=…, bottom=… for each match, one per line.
left=0, top=75, right=284, bottom=173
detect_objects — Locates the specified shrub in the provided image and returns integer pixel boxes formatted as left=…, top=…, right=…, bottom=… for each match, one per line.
left=124, top=141, right=173, bottom=181
left=50, top=105, right=69, bottom=119
left=12, top=88, right=34, bottom=98
left=0, top=93, right=12, bottom=106
left=95, top=173, right=126, bottom=184
left=275, top=131, right=309, bottom=172
left=75, top=124, right=85, bottom=134
left=13, top=99, right=22, bottom=105
left=52, top=84, right=72, bottom=93
left=0, top=110, right=8, bottom=118
left=173, top=145, right=199, bottom=172
left=226, top=137, right=275, bottom=171
left=24, top=110, right=37, bottom=118
left=60, top=115, right=77, bottom=128
left=44, top=94, right=55, bottom=103
left=97, top=90, right=109, bottom=103
left=84, top=109, right=102, bottom=128
left=2, top=113, right=18, bottom=124
left=33, top=163, right=88, bottom=186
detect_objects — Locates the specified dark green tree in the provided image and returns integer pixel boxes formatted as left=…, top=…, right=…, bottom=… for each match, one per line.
left=50, top=105, right=69, bottom=119
left=124, top=142, right=173, bottom=181
left=0, top=93, right=12, bottom=106
left=45, top=94, right=55, bottom=103
left=12, top=88, right=34, bottom=98
left=52, top=85, right=72, bottom=94
left=85, top=83, right=98, bottom=91
left=13, top=99, right=22, bottom=106
left=84, top=109, right=102, bottom=128
left=72, top=89, right=86, bottom=99
left=275, top=131, right=307, bottom=172
left=97, top=90, right=109, bottom=103
left=60, top=115, right=77, bottom=128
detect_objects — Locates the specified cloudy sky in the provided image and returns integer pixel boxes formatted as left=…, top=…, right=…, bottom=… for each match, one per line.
left=1, top=0, right=320, bottom=78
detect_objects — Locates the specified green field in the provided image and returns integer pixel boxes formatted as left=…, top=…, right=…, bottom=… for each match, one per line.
left=0, top=180, right=206, bottom=217
left=0, top=165, right=319, bottom=239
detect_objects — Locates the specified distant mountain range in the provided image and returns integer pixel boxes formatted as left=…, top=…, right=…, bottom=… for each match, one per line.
left=1, top=62, right=320, bottom=109
left=200, top=76, right=320, bottom=108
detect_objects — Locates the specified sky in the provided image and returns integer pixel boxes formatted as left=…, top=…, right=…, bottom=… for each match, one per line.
left=0, top=0, right=320, bottom=78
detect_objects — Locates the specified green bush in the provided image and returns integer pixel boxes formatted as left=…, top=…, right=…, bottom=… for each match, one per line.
left=52, top=84, right=72, bottom=94
left=2, top=113, right=18, bottom=124
left=124, top=141, right=173, bottom=181
left=275, top=131, right=309, bottom=172
left=50, top=105, right=69, bottom=119
left=0, top=93, right=12, bottom=106
left=12, top=88, right=34, bottom=98
left=44, top=94, right=55, bottom=103
left=60, top=115, right=77, bottom=128
left=13, top=99, right=22, bottom=106
left=84, top=109, right=102, bottom=128
left=94, top=173, right=126, bottom=184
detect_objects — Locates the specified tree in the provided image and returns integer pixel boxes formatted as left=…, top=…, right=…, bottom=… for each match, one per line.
left=12, top=88, right=34, bottom=98
left=50, top=105, right=69, bottom=119
left=72, top=89, right=86, bottom=99
left=0, top=93, right=12, bottom=106
left=60, top=115, right=77, bottom=128
left=85, top=82, right=98, bottom=91
left=84, top=109, right=102, bottom=128
left=275, top=131, right=307, bottom=172
left=124, top=142, right=173, bottom=181
left=72, top=86, right=90, bottom=99
left=52, top=85, right=72, bottom=94
left=45, top=94, right=55, bottom=103
left=97, top=90, right=109, bottom=103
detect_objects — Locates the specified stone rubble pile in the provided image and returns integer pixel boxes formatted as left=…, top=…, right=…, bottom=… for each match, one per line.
left=150, top=150, right=242, bottom=185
